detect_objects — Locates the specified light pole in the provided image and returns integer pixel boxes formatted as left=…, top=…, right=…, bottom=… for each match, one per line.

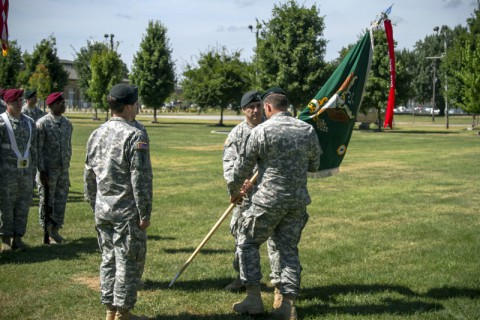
left=104, top=33, right=114, bottom=50
left=248, top=19, right=261, bottom=87
left=427, top=26, right=440, bottom=122
left=441, top=27, right=449, bottom=129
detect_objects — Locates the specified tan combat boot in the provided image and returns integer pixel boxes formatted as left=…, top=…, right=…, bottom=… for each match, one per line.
left=232, top=285, right=264, bottom=315
left=225, top=277, right=244, bottom=291
left=50, top=226, right=64, bottom=243
left=115, top=308, right=131, bottom=320
left=273, top=283, right=283, bottom=309
left=271, top=294, right=297, bottom=320
left=1, top=236, right=12, bottom=252
left=12, top=237, right=27, bottom=251
left=106, top=304, right=116, bottom=320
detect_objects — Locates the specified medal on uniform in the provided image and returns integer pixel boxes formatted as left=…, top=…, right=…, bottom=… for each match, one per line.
left=17, top=157, right=29, bottom=168
left=1, top=113, right=32, bottom=169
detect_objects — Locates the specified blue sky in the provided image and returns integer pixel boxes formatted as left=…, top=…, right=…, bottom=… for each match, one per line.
left=9, top=0, right=477, bottom=73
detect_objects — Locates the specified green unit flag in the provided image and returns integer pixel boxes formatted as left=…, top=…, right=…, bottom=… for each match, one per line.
left=298, top=32, right=373, bottom=177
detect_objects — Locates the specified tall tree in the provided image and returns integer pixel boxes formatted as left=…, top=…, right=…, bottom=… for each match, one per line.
left=131, top=20, right=175, bottom=123
left=361, top=29, right=390, bottom=131
left=256, top=0, right=328, bottom=115
left=28, top=64, right=51, bottom=107
left=181, top=47, right=250, bottom=126
left=87, top=49, right=124, bottom=120
left=19, top=36, right=68, bottom=92
left=73, top=40, right=110, bottom=101
left=0, top=40, right=22, bottom=88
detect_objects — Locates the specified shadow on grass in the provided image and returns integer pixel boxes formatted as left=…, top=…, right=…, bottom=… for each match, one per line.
left=148, top=313, right=260, bottom=319
left=0, top=236, right=98, bottom=265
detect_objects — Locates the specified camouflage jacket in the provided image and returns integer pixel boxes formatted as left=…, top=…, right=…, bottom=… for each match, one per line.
left=84, top=116, right=153, bottom=222
left=0, top=112, right=37, bottom=175
left=22, top=105, right=46, bottom=122
left=223, top=120, right=256, bottom=185
left=36, top=113, right=73, bottom=171
left=228, top=111, right=321, bottom=208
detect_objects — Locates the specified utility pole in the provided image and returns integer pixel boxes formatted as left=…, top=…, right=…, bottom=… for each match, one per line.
left=248, top=19, right=261, bottom=88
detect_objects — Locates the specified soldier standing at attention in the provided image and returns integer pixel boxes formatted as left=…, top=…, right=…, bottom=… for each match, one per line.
left=36, top=92, right=73, bottom=244
left=222, top=90, right=282, bottom=305
left=228, top=88, right=321, bottom=320
left=0, top=88, right=7, bottom=114
left=84, top=84, right=152, bottom=320
left=21, top=89, right=45, bottom=121
left=0, top=89, right=37, bottom=252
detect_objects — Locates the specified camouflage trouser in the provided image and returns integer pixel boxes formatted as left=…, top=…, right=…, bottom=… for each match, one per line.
left=236, top=203, right=309, bottom=296
left=37, top=168, right=69, bottom=228
left=0, top=170, right=33, bottom=237
left=230, top=203, right=281, bottom=284
left=96, top=217, right=147, bottom=310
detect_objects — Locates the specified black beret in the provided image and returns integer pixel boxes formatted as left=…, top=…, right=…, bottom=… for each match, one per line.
left=240, top=90, right=261, bottom=109
left=108, top=84, right=138, bottom=105
left=261, top=87, right=287, bottom=100
left=25, top=89, right=36, bottom=99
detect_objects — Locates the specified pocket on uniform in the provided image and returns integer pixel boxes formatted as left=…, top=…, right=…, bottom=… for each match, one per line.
left=126, top=220, right=147, bottom=261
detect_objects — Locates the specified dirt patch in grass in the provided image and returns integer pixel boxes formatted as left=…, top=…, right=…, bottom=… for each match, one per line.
left=72, top=275, right=100, bottom=291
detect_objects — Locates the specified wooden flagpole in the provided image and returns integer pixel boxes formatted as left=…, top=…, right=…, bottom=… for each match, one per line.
left=168, top=171, right=258, bottom=288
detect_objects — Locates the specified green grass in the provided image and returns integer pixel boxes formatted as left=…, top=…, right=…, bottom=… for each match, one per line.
left=0, top=113, right=479, bottom=320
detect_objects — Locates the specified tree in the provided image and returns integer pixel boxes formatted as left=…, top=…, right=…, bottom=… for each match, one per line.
left=131, top=20, right=175, bottom=123
left=181, top=47, right=250, bottom=126
left=361, top=29, right=390, bottom=131
left=28, top=64, right=51, bottom=111
left=87, top=49, right=124, bottom=121
left=446, top=1, right=480, bottom=126
left=256, top=0, right=328, bottom=115
left=0, top=40, right=23, bottom=88
left=73, top=40, right=110, bottom=101
left=19, top=36, right=68, bottom=92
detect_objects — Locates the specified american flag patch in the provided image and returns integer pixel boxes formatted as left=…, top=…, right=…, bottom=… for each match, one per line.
left=136, top=141, right=149, bottom=150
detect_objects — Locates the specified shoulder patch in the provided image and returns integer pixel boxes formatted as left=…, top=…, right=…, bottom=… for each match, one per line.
left=136, top=141, right=149, bottom=151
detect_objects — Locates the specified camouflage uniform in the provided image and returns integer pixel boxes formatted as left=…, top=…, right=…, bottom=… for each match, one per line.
left=0, top=100, right=6, bottom=114
left=21, top=105, right=46, bottom=122
left=0, top=112, right=37, bottom=237
left=228, top=111, right=321, bottom=296
left=84, top=116, right=152, bottom=310
left=223, top=120, right=281, bottom=283
left=36, top=113, right=73, bottom=229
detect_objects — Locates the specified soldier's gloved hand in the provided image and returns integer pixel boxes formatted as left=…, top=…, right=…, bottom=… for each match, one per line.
left=241, top=179, right=253, bottom=193
left=39, top=171, right=49, bottom=186
left=139, top=219, right=150, bottom=230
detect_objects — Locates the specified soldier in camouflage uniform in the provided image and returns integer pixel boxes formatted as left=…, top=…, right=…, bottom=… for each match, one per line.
left=0, top=89, right=37, bottom=252
left=228, top=87, right=321, bottom=319
left=223, top=90, right=281, bottom=300
left=21, top=90, right=45, bottom=121
left=36, top=92, right=73, bottom=244
left=84, top=84, right=152, bottom=320
left=0, top=88, right=7, bottom=114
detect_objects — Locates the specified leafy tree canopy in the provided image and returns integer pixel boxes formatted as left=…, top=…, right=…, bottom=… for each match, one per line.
left=0, top=40, right=23, bottom=88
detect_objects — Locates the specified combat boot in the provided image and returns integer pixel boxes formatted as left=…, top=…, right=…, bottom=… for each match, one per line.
left=232, top=285, right=264, bottom=315
left=225, top=277, right=244, bottom=291
left=273, top=283, right=283, bottom=309
left=12, top=237, right=27, bottom=251
left=1, top=236, right=12, bottom=252
left=271, top=294, right=297, bottom=320
left=47, top=225, right=62, bottom=244
left=50, top=226, right=64, bottom=243
left=105, top=304, right=116, bottom=320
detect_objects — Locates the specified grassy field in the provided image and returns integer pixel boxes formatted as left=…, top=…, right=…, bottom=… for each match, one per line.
left=0, top=113, right=478, bottom=320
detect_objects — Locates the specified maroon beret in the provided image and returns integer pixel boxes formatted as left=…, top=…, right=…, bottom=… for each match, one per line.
left=3, top=89, right=24, bottom=102
left=46, top=92, right=64, bottom=106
